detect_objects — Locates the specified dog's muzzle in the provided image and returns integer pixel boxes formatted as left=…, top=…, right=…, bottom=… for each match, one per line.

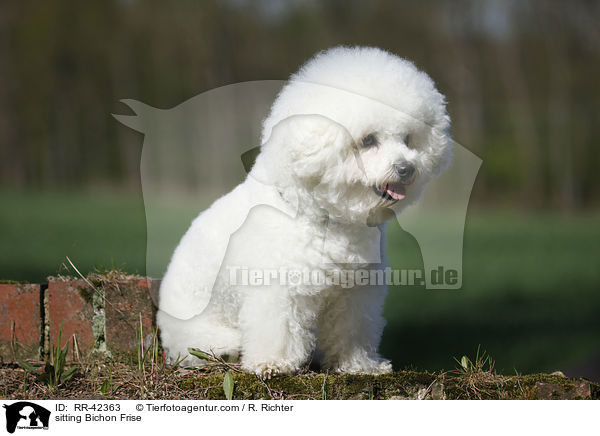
left=372, top=161, right=416, bottom=202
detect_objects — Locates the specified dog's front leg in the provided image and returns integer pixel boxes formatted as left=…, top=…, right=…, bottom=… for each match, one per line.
left=239, top=288, right=317, bottom=379
left=317, top=285, right=392, bottom=374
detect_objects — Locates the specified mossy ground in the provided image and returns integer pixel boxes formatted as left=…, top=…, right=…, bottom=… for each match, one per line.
left=1, top=359, right=597, bottom=400
left=173, top=370, right=598, bottom=400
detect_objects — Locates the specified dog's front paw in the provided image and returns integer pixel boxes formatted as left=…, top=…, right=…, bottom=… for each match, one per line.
left=242, top=361, right=297, bottom=379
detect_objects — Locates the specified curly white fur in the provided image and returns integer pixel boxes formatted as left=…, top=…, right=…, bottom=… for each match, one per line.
left=157, top=46, right=452, bottom=378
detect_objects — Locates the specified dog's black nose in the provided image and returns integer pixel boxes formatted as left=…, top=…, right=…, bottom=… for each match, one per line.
left=394, top=162, right=416, bottom=184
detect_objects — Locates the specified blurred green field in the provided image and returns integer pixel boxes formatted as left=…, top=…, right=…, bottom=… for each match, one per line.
left=383, top=212, right=600, bottom=376
left=1, top=189, right=599, bottom=376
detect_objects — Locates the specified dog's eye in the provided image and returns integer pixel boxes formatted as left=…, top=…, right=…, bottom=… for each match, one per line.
left=404, top=134, right=411, bottom=147
left=361, top=134, right=378, bottom=148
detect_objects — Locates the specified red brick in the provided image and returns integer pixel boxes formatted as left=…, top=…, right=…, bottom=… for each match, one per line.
left=105, top=279, right=157, bottom=353
left=0, top=284, right=41, bottom=361
left=47, top=281, right=95, bottom=352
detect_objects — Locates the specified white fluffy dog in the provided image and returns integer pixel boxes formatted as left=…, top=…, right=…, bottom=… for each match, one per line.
left=157, top=46, right=452, bottom=377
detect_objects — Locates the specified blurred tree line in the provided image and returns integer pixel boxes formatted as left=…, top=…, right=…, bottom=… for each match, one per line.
left=0, top=0, right=598, bottom=210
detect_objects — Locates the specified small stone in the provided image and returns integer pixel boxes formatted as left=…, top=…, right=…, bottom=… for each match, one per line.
left=431, top=381, right=446, bottom=400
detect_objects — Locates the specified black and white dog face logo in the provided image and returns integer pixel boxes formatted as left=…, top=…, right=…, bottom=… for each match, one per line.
left=3, top=402, right=51, bottom=434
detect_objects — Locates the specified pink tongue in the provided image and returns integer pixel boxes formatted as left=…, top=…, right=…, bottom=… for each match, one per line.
left=386, top=185, right=406, bottom=200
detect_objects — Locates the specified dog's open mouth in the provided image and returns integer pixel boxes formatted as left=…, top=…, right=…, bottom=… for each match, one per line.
left=372, top=182, right=406, bottom=202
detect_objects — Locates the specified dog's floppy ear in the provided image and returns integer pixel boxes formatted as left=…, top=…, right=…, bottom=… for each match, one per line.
left=262, top=114, right=354, bottom=182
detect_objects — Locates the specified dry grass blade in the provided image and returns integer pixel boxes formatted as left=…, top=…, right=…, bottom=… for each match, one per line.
left=187, top=348, right=243, bottom=374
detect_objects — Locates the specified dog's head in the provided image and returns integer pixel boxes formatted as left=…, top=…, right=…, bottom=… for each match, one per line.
left=254, top=46, right=452, bottom=225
